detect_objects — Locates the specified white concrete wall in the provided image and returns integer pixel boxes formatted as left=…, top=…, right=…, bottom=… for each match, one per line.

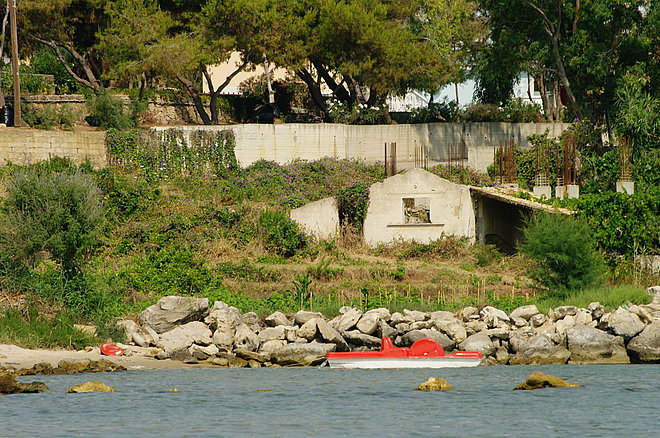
left=362, top=168, right=475, bottom=246
left=163, top=122, right=569, bottom=172
left=289, top=197, right=339, bottom=241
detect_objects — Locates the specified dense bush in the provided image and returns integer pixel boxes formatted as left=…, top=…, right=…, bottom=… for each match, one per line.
left=0, top=168, right=105, bottom=277
left=259, top=210, right=307, bottom=257
left=576, top=192, right=659, bottom=261
left=408, top=100, right=457, bottom=123
left=22, top=104, right=76, bottom=130
left=86, top=92, right=135, bottom=129
left=519, top=213, right=605, bottom=296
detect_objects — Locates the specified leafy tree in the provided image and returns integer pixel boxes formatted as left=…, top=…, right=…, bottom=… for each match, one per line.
left=520, top=212, right=605, bottom=296
left=13, top=0, right=109, bottom=93
left=475, top=0, right=654, bottom=122
left=208, top=0, right=483, bottom=119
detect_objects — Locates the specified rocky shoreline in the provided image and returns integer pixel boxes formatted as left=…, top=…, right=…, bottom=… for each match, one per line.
left=115, top=286, right=660, bottom=367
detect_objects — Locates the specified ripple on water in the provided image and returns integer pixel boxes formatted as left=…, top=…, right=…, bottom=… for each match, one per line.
left=6, top=364, right=660, bottom=438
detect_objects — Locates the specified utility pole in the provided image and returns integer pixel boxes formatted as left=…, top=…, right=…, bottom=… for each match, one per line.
left=9, top=0, right=21, bottom=126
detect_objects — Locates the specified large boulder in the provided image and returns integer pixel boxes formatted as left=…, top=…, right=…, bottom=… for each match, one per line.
left=258, top=326, right=287, bottom=343
left=510, top=305, right=540, bottom=321
left=566, top=326, right=630, bottom=364
left=265, top=311, right=291, bottom=327
left=403, top=309, right=427, bottom=322
left=270, top=343, right=336, bottom=366
left=139, top=296, right=209, bottom=334
left=157, top=321, right=213, bottom=358
left=549, top=306, right=578, bottom=321
left=207, top=302, right=243, bottom=351
left=342, top=330, right=382, bottom=348
left=648, top=286, right=660, bottom=305
left=459, top=332, right=496, bottom=356
left=480, top=306, right=510, bottom=328
left=356, top=308, right=391, bottom=335
left=335, top=308, right=363, bottom=331
left=606, top=307, right=646, bottom=341
left=293, top=311, right=323, bottom=326
left=627, top=321, right=660, bottom=363
left=115, top=319, right=155, bottom=347
left=509, top=334, right=571, bottom=365
left=233, top=324, right=260, bottom=352
left=316, top=319, right=349, bottom=351
left=400, top=329, right=455, bottom=351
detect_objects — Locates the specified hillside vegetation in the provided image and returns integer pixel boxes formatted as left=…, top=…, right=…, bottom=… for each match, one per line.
left=0, top=131, right=656, bottom=348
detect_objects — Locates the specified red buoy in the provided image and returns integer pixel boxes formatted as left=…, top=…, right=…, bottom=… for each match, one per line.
left=100, top=343, right=124, bottom=356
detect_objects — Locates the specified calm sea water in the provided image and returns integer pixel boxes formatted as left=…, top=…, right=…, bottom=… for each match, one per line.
left=2, top=365, right=659, bottom=438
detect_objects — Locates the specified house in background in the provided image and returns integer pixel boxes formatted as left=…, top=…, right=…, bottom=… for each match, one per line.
left=290, top=168, right=572, bottom=252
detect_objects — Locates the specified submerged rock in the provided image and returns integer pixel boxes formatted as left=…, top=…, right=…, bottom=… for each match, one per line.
left=19, top=359, right=125, bottom=376
left=66, top=381, right=116, bottom=393
left=513, top=372, right=580, bottom=390
left=415, top=377, right=455, bottom=391
left=0, top=373, right=49, bottom=395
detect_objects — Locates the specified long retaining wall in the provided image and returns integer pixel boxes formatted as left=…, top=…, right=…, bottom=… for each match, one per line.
left=0, top=127, right=106, bottom=167
left=1, top=122, right=570, bottom=171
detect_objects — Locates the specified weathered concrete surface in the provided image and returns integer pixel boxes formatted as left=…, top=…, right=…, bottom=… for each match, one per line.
left=363, top=168, right=475, bottom=246
left=290, top=197, right=339, bottom=240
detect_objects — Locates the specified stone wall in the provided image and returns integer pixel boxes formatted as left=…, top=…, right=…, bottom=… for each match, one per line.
left=166, top=122, right=570, bottom=172
left=1, top=122, right=569, bottom=170
left=0, top=127, right=106, bottom=167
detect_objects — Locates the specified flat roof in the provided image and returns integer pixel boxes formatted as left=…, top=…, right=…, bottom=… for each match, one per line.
left=469, top=186, right=576, bottom=215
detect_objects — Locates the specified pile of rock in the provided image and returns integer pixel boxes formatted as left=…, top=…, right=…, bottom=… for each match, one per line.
left=116, top=287, right=660, bottom=367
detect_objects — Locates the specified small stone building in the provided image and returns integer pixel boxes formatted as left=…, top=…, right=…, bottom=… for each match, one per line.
left=290, top=168, right=571, bottom=250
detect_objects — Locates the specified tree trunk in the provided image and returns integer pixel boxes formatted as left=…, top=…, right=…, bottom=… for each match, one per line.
left=296, top=68, right=327, bottom=112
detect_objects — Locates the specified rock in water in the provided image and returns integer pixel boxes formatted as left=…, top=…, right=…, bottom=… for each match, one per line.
left=0, top=373, right=49, bottom=395
left=513, top=372, right=580, bottom=390
left=66, top=381, right=116, bottom=393
left=414, top=377, right=455, bottom=391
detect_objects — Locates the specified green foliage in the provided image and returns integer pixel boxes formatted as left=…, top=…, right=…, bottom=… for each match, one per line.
left=536, top=285, right=651, bottom=314
left=408, top=100, right=457, bottom=123
left=22, top=104, right=76, bottom=130
left=105, top=128, right=238, bottom=180
left=456, top=99, right=542, bottom=122
left=120, top=248, right=220, bottom=297
left=0, top=307, right=96, bottom=350
left=215, top=259, right=281, bottom=282
left=86, top=92, right=135, bottom=129
left=576, top=192, right=659, bottom=260
left=520, top=212, right=605, bottom=295
left=0, top=167, right=105, bottom=277
left=258, top=210, right=308, bottom=257
left=428, top=164, right=493, bottom=186
left=93, top=168, right=160, bottom=219
left=337, top=182, right=370, bottom=229
left=394, top=236, right=472, bottom=260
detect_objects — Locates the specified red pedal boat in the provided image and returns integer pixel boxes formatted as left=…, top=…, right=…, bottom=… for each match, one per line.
left=326, top=337, right=483, bottom=369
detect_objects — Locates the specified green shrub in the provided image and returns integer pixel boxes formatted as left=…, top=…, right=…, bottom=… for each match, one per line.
left=576, top=192, right=659, bottom=260
left=1, top=168, right=105, bottom=277
left=337, top=181, right=370, bottom=229
left=519, top=212, right=605, bottom=296
left=86, top=92, right=135, bottom=129
left=22, top=104, right=76, bottom=130
left=259, top=210, right=307, bottom=257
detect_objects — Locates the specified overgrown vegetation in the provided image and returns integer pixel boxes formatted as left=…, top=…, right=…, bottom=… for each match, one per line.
left=519, top=213, right=605, bottom=296
left=0, top=140, right=656, bottom=348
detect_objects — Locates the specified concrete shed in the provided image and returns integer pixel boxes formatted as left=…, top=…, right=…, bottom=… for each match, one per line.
left=362, top=168, right=475, bottom=246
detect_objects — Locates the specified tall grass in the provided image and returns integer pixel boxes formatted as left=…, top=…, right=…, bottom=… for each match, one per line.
left=535, top=285, right=651, bottom=314
left=0, top=308, right=96, bottom=350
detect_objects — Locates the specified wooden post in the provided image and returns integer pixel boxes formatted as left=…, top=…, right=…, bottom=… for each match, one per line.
left=9, top=0, right=21, bottom=126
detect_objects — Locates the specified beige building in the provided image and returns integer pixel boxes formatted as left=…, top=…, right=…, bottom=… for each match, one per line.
left=290, top=168, right=572, bottom=250
left=202, top=52, right=289, bottom=95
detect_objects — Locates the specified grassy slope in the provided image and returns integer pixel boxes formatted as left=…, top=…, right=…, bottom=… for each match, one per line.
left=0, top=158, right=654, bottom=348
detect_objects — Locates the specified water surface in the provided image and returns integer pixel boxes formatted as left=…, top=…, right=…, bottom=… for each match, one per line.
left=3, top=365, right=659, bottom=437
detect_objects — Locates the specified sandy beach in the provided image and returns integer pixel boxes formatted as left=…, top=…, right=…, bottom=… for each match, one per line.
left=0, top=344, right=199, bottom=371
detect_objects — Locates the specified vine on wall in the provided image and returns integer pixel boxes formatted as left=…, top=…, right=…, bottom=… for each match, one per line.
left=105, top=128, right=238, bottom=179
